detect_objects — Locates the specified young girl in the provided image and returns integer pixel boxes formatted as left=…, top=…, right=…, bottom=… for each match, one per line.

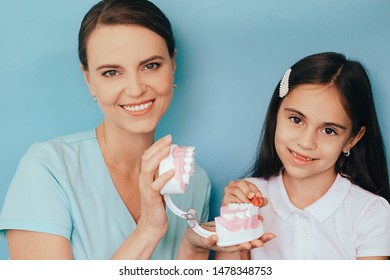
left=222, top=52, right=390, bottom=259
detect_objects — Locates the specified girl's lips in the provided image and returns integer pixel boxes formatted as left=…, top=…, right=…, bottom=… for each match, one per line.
left=288, top=148, right=317, bottom=163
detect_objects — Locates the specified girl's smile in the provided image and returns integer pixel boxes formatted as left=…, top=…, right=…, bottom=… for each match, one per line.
left=287, top=148, right=317, bottom=165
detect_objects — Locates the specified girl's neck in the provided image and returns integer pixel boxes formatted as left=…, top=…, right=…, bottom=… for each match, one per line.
left=96, top=121, right=154, bottom=172
left=282, top=169, right=337, bottom=209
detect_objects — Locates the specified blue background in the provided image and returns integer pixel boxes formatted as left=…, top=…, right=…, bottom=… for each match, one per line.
left=1, top=0, right=389, bottom=259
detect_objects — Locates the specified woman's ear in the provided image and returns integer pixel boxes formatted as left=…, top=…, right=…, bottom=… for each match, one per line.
left=80, top=64, right=95, bottom=96
left=171, top=49, right=177, bottom=77
left=343, top=126, right=366, bottom=154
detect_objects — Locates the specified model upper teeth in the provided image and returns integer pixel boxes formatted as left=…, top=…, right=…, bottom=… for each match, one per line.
left=292, top=151, right=312, bottom=161
left=182, top=147, right=195, bottom=184
left=123, top=101, right=153, bottom=112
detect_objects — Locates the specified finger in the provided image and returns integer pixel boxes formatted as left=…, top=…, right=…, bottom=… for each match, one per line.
left=260, top=233, right=276, bottom=243
left=202, top=235, right=219, bottom=249
left=223, top=186, right=250, bottom=204
left=243, top=181, right=263, bottom=199
left=140, top=136, right=172, bottom=180
left=259, top=197, right=268, bottom=207
left=142, top=134, right=172, bottom=162
left=228, top=180, right=261, bottom=201
left=249, top=239, right=265, bottom=248
left=214, top=241, right=252, bottom=253
left=150, top=169, right=175, bottom=192
left=201, top=222, right=217, bottom=233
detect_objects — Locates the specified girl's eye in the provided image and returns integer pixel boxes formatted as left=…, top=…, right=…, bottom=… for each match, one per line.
left=290, top=116, right=303, bottom=125
left=143, top=63, right=160, bottom=71
left=103, top=70, right=118, bottom=77
left=322, top=127, right=337, bottom=135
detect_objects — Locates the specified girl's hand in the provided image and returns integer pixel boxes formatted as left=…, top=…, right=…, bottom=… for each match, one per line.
left=222, top=179, right=268, bottom=207
left=137, top=134, right=174, bottom=238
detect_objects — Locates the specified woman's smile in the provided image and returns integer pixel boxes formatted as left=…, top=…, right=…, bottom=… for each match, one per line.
left=120, top=99, right=155, bottom=116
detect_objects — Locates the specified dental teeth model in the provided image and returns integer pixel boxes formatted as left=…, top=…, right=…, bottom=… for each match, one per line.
left=214, top=202, right=263, bottom=246
left=159, top=145, right=195, bottom=194
left=160, top=144, right=264, bottom=246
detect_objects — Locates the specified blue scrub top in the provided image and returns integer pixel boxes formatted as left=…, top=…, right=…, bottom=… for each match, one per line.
left=0, top=130, right=211, bottom=259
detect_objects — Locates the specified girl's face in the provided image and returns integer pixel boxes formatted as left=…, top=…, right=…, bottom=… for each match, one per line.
left=274, top=84, right=364, bottom=181
left=83, top=24, right=176, bottom=135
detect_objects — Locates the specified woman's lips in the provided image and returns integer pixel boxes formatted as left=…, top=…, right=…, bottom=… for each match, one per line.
left=120, top=99, right=155, bottom=116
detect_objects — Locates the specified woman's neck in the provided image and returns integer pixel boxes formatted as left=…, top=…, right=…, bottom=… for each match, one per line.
left=282, top=169, right=337, bottom=209
left=96, top=121, right=154, bottom=172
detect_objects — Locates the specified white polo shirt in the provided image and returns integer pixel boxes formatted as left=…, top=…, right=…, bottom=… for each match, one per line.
left=249, top=174, right=390, bottom=259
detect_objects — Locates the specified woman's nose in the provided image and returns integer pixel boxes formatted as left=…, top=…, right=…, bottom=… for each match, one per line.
left=125, top=72, right=145, bottom=97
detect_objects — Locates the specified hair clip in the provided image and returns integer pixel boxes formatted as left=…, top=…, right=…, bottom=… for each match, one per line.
left=279, top=68, right=292, bottom=98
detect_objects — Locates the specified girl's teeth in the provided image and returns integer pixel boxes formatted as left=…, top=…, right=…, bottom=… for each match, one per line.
left=292, top=151, right=312, bottom=161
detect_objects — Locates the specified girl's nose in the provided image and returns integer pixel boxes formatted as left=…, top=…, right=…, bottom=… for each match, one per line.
left=298, top=129, right=317, bottom=150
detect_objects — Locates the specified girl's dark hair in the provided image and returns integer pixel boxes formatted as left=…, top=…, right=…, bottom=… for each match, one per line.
left=78, top=0, right=175, bottom=70
left=248, top=52, right=390, bottom=203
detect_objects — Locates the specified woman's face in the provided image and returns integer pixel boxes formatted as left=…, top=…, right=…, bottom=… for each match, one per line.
left=83, top=24, right=176, bottom=135
left=274, top=84, right=364, bottom=181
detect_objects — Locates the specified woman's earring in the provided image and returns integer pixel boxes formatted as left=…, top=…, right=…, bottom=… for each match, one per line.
left=93, top=96, right=97, bottom=102
left=343, top=150, right=350, bottom=157
left=173, top=83, right=177, bottom=89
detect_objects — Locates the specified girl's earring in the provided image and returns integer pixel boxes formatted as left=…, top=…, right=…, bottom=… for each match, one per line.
left=343, top=150, right=350, bottom=157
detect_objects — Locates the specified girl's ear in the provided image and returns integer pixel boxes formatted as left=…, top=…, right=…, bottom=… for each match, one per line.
left=343, top=126, right=366, bottom=154
left=80, top=64, right=95, bottom=96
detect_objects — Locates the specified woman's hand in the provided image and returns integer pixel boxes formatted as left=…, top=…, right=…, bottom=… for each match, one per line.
left=113, top=135, right=175, bottom=259
left=137, top=134, right=174, bottom=237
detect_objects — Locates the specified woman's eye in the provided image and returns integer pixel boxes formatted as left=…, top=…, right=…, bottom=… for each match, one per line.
left=290, top=116, right=302, bottom=125
left=103, top=70, right=118, bottom=77
left=323, top=127, right=337, bottom=135
left=143, top=63, right=160, bottom=71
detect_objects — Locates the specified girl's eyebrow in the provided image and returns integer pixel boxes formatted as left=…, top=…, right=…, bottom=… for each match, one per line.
left=284, top=107, right=347, bottom=130
left=95, top=55, right=165, bottom=72
left=284, top=108, right=306, bottom=118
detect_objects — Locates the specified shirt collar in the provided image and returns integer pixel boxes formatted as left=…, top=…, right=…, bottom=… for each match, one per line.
left=269, top=173, right=351, bottom=223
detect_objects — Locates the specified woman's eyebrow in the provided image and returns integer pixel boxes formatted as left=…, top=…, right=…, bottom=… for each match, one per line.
left=95, top=55, right=165, bottom=71
left=95, top=64, right=121, bottom=71
left=139, top=55, right=165, bottom=65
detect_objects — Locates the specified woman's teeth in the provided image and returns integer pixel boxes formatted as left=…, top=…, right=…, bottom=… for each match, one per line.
left=123, top=101, right=153, bottom=112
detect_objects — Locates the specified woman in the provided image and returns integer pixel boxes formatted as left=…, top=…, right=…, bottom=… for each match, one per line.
left=0, top=0, right=269, bottom=260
